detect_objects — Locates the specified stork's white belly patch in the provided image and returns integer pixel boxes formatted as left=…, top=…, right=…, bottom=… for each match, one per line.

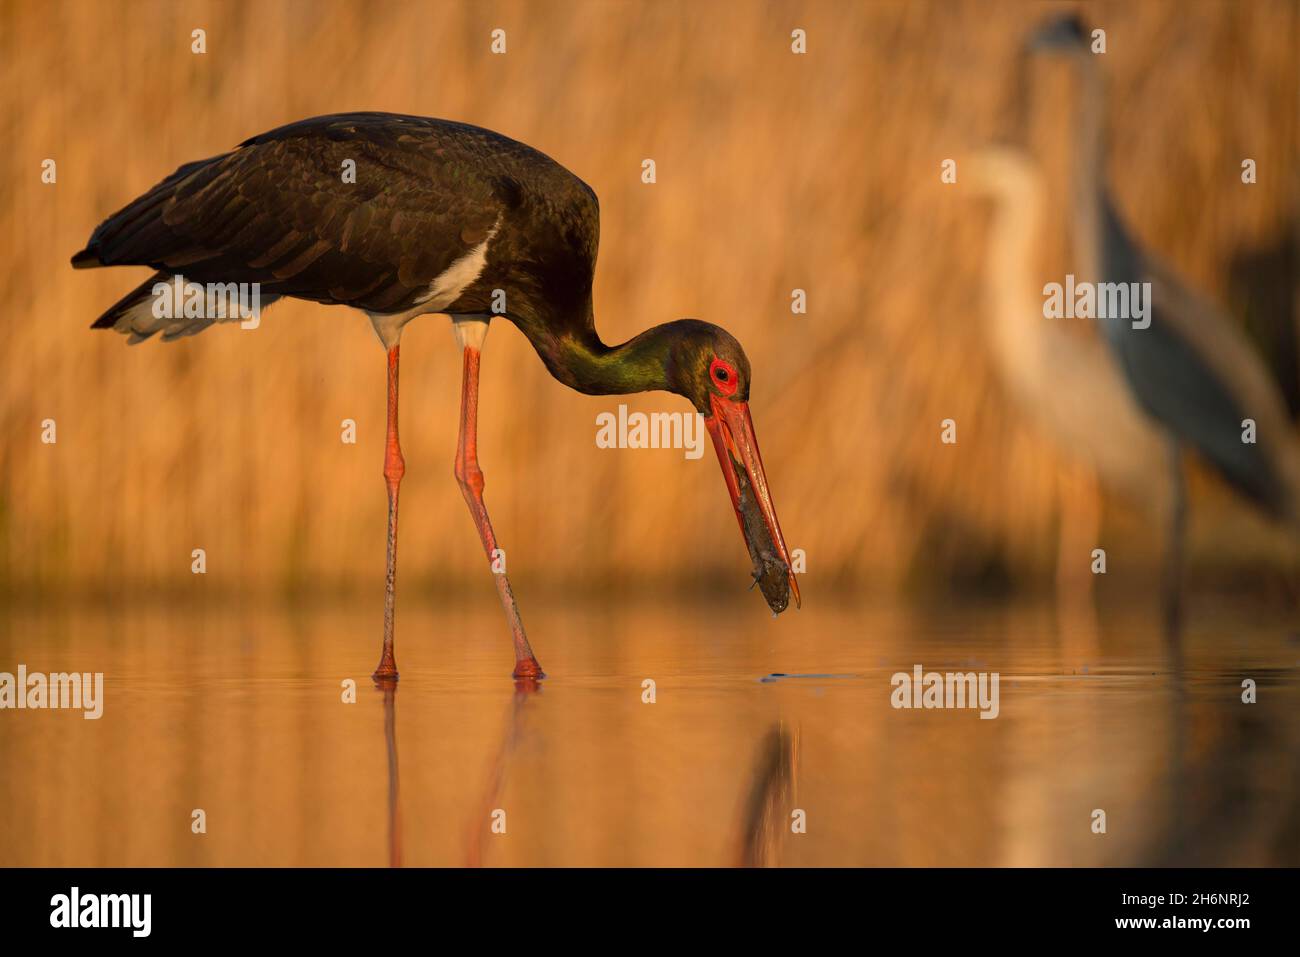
left=367, top=214, right=502, bottom=349
left=417, top=215, right=502, bottom=308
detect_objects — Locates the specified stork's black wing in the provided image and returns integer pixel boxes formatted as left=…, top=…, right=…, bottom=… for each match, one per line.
left=73, top=114, right=520, bottom=315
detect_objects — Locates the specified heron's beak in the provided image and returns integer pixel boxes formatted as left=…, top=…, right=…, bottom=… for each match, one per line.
left=1026, top=13, right=1086, bottom=53
left=706, top=393, right=801, bottom=614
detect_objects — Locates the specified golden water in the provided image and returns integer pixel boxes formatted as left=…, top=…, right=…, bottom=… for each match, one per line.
left=2, top=595, right=1297, bottom=866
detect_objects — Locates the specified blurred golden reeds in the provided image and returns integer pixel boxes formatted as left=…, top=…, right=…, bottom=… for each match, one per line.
left=0, top=0, right=1295, bottom=599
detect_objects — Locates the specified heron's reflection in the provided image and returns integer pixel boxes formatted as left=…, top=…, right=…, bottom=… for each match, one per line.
left=465, top=677, right=542, bottom=867
left=735, top=722, right=800, bottom=867
left=374, top=674, right=402, bottom=868
left=1144, top=653, right=1300, bottom=866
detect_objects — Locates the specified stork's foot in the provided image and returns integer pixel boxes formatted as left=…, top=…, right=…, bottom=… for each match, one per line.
left=512, top=656, right=545, bottom=680
left=373, top=649, right=399, bottom=682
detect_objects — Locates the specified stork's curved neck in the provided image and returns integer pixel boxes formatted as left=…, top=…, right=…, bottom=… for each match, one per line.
left=563, top=325, right=679, bottom=396
left=508, top=301, right=678, bottom=398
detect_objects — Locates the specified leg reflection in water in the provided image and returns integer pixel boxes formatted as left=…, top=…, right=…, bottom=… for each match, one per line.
left=735, top=722, right=800, bottom=867
left=374, top=675, right=402, bottom=868
left=465, top=677, right=542, bottom=867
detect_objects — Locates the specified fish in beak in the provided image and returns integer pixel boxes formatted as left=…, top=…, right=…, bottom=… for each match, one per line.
left=706, top=392, right=801, bottom=614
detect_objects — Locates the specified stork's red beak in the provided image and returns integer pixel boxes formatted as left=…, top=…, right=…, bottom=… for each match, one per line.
left=705, top=393, right=801, bottom=614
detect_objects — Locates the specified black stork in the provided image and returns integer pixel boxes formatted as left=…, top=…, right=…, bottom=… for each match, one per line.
left=72, top=112, right=800, bottom=681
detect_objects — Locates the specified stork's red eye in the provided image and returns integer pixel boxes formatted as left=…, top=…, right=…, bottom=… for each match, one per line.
left=710, top=357, right=738, bottom=396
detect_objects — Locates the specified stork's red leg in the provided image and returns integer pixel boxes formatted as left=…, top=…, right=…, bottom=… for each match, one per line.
left=374, top=345, right=404, bottom=679
left=455, top=344, right=545, bottom=679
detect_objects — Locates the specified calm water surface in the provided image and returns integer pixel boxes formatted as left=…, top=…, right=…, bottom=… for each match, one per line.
left=2, top=595, right=1298, bottom=866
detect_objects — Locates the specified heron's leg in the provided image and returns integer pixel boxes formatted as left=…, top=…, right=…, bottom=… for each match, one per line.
left=1055, top=464, right=1101, bottom=598
left=1055, top=465, right=1101, bottom=663
left=1162, top=439, right=1186, bottom=641
left=374, top=345, right=404, bottom=679
left=454, top=339, right=545, bottom=680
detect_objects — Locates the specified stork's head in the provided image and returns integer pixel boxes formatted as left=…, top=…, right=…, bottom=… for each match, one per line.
left=666, top=320, right=800, bottom=615
left=1027, top=12, right=1090, bottom=55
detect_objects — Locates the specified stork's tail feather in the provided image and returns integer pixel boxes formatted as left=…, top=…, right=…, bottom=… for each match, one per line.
left=88, top=272, right=279, bottom=343
left=90, top=272, right=171, bottom=332
left=90, top=272, right=217, bottom=343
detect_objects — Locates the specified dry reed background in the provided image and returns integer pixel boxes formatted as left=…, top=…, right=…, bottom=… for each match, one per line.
left=0, top=0, right=1296, bottom=600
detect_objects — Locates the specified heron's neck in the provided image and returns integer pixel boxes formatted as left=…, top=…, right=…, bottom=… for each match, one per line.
left=986, top=180, right=1046, bottom=380
left=1072, top=57, right=1107, bottom=281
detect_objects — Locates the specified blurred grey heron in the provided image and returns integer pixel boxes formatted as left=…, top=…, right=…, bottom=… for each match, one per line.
left=1027, top=13, right=1300, bottom=633
left=966, top=146, right=1167, bottom=593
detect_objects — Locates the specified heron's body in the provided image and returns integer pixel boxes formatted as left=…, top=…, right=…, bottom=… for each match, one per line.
left=74, top=112, right=799, bottom=679
left=970, top=148, right=1168, bottom=583
left=973, top=149, right=1166, bottom=500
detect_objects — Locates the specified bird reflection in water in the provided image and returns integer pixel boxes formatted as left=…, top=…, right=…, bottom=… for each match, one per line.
left=1142, top=653, right=1300, bottom=866
left=735, top=722, right=801, bottom=867
left=464, top=677, right=543, bottom=867
left=371, top=674, right=541, bottom=868
left=374, top=675, right=402, bottom=868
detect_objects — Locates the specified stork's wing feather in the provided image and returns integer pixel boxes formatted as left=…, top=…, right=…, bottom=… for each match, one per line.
left=73, top=114, right=508, bottom=314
